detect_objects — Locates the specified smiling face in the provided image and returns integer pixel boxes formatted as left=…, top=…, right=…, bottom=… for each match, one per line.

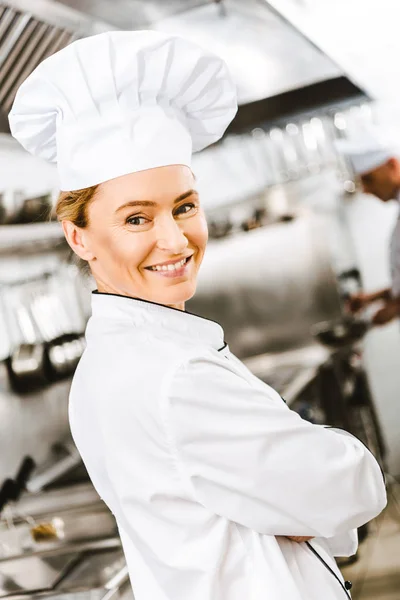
left=62, top=165, right=208, bottom=310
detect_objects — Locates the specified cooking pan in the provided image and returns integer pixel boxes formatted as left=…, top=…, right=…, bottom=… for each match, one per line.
left=311, top=317, right=370, bottom=349
left=44, top=333, right=85, bottom=382
left=5, top=304, right=47, bottom=394
left=30, top=286, right=85, bottom=382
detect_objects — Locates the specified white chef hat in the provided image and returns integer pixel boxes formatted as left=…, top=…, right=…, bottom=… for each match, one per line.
left=335, top=126, right=397, bottom=176
left=8, top=30, right=237, bottom=191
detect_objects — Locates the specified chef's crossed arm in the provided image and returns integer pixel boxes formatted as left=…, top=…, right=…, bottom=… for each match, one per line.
left=163, top=351, right=387, bottom=540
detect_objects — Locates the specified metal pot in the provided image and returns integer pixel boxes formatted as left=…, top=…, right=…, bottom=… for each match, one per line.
left=44, top=333, right=85, bottom=382
left=5, top=304, right=47, bottom=394
left=311, top=317, right=370, bottom=349
left=18, top=193, right=52, bottom=224
left=0, top=189, right=25, bottom=224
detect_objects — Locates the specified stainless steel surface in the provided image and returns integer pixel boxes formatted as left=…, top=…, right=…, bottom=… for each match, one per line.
left=56, top=549, right=126, bottom=591
left=4, top=299, right=47, bottom=394
left=0, top=2, right=75, bottom=116
left=0, top=224, right=66, bottom=257
left=0, top=359, right=72, bottom=484
left=0, top=0, right=346, bottom=116
left=0, top=190, right=25, bottom=225
left=0, top=551, right=79, bottom=597
left=55, top=0, right=208, bottom=29
left=0, top=537, right=121, bottom=564
left=155, top=0, right=342, bottom=105
left=0, top=506, right=117, bottom=560
left=1, top=0, right=112, bottom=34
left=244, top=344, right=330, bottom=405
left=8, top=483, right=101, bottom=521
left=26, top=442, right=84, bottom=494
left=188, top=214, right=343, bottom=358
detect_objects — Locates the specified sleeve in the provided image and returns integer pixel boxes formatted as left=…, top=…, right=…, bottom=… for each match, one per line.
left=163, top=352, right=387, bottom=539
left=323, top=529, right=358, bottom=557
left=390, top=219, right=400, bottom=297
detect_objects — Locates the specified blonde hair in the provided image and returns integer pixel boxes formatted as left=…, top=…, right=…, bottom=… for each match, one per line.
left=56, top=185, right=98, bottom=227
left=55, top=185, right=98, bottom=274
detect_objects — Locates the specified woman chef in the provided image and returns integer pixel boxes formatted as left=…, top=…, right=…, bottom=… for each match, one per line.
left=9, top=31, right=386, bottom=600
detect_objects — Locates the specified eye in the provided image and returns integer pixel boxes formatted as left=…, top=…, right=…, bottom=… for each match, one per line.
left=174, top=202, right=197, bottom=217
left=126, top=215, right=149, bottom=226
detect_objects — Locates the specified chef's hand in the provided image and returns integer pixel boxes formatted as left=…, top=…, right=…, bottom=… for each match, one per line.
left=347, top=292, right=370, bottom=314
left=372, top=300, right=399, bottom=326
left=285, top=536, right=314, bottom=543
left=347, top=288, right=392, bottom=314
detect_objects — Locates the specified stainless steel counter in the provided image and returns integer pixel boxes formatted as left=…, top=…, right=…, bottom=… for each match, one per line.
left=244, top=344, right=330, bottom=405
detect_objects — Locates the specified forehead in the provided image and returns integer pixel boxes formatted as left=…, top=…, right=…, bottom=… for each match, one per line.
left=95, top=165, right=195, bottom=207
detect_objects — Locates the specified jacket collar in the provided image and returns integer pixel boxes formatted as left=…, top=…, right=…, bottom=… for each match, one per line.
left=90, top=291, right=226, bottom=351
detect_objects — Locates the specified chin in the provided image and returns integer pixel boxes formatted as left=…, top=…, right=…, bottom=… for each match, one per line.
left=156, top=281, right=197, bottom=307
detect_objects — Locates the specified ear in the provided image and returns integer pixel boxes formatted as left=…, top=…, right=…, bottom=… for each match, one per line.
left=387, top=157, right=397, bottom=170
left=62, top=220, right=95, bottom=261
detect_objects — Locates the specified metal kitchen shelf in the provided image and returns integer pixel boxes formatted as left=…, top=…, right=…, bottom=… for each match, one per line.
left=0, top=222, right=67, bottom=255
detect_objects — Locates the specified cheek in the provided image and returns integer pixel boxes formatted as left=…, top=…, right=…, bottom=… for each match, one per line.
left=189, top=213, right=208, bottom=253
left=91, top=227, right=150, bottom=268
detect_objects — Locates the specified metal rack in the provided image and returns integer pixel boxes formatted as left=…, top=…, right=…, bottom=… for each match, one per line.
left=0, top=223, right=66, bottom=256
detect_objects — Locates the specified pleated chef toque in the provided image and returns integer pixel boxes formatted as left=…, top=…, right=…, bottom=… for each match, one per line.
left=8, top=30, right=238, bottom=191
left=335, top=126, right=397, bottom=176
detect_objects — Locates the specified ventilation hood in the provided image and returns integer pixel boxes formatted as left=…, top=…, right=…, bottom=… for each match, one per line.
left=0, top=0, right=367, bottom=134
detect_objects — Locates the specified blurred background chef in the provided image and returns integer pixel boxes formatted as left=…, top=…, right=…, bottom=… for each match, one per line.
left=338, top=131, right=400, bottom=326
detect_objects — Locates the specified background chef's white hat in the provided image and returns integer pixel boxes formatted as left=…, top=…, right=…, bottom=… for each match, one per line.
left=335, top=125, right=397, bottom=176
left=8, top=30, right=237, bottom=191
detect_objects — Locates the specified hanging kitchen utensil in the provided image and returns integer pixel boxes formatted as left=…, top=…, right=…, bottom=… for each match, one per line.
left=44, top=332, right=85, bottom=382
left=4, top=297, right=47, bottom=394
left=30, top=275, right=86, bottom=382
left=18, top=193, right=52, bottom=224
left=0, top=189, right=25, bottom=224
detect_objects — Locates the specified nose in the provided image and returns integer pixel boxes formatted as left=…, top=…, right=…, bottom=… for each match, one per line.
left=155, top=214, right=189, bottom=255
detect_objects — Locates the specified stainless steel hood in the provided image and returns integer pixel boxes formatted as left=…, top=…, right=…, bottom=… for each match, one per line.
left=0, top=0, right=367, bottom=133
left=0, top=1, right=76, bottom=120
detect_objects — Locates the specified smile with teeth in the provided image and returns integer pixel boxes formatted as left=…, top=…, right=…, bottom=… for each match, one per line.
left=147, top=256, right=191, bottom=272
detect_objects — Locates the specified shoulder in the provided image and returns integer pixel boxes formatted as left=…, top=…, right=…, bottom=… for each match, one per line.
left=162, top=347, right=284, bottom=419
left=70, top=332, right=221, bottom=408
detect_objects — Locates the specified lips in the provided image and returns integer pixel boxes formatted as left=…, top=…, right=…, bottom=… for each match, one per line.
left=145, top=255, right=193, bottom=272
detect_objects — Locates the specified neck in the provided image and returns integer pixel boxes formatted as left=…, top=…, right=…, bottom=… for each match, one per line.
left=167, top=302, right=185, bottom=311
left=95, top=279, right=186, bottom=312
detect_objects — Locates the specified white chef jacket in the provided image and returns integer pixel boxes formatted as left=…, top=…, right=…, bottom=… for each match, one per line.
left=390, top=193, right=400, bottom=298
left=69, top=293, right=387, bottom=600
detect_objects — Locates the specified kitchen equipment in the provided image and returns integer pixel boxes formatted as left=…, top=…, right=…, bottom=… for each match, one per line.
left=0, top=551, right=80, bottom=597
left=244, top=345, right=330, bottom=407
left=44, top=333, right=86, bottom=382
left=0, top=545, right=127, bottom=599
left=18, top=193, right=52, bottom=224
left=0, top=506, right=117, bottom=560
left=5, top=303, right=47, bottom=394
left=188, top=214, right=342, bottom=358
left=30, top=518, right=65, bottom=543
left=311, top=317, right=370, bottom=349
left=0, top=190, right=25, bottom=225
left=29, top=278, right=86, bottom=382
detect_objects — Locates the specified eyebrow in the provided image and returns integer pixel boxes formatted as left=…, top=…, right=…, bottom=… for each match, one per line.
left=116, top=189, right=198, bottom=213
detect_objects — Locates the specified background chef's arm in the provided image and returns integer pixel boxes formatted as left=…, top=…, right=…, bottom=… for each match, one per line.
left=348, top=288, right=391, bottom=313
left=164, top=352, right=387, bottom=539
